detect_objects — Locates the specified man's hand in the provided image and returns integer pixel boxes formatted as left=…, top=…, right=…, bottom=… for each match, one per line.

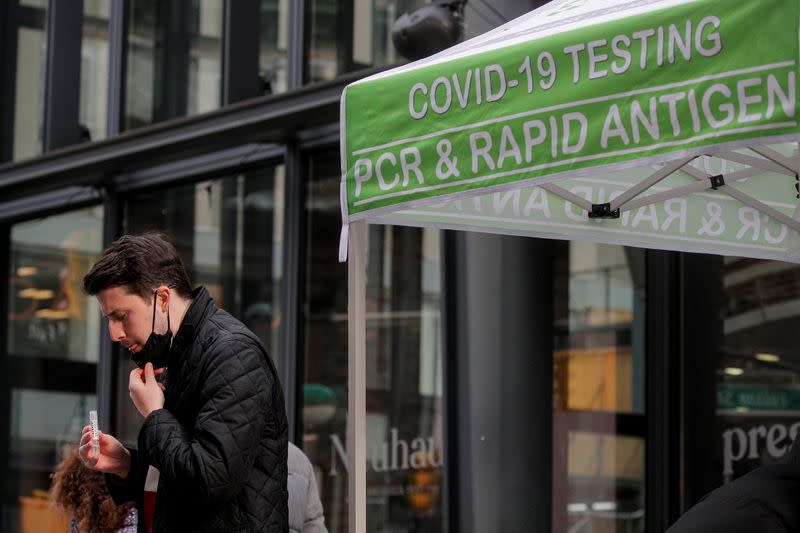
left=129, top=362, right=166, bottom=418
left=79, top=425, right=131, bottom=478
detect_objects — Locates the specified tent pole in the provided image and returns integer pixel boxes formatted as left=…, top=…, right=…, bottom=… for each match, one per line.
left=716, top=150, right=795, bottom=176
left=609, top=156, right=696, bottom=211
left=681, top=165, right=800, bottom=235
left=623, top=166, right=763, bottom=212
left=347, top=219, right=367, bottom=533
left=540, top=183, right=593, bottom=211
left=751, top=146, right=797, bottom=174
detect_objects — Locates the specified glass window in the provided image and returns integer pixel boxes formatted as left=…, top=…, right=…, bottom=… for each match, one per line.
left=8, top=207, right=105, bottom=361
left=306, top=0, right=427, bottom=84
left=4, top=207, right=103, bottom=532
left=124, top=0, right=222, bottom=130
left=708, top=258, right=800, bottom=480
left=117, top=164, right=285, bottom=443
left=80, top=0, right=110, bottom=142
left=10, top=388, right=97, bottom=481
left=680, top=255, right=800, bottom=511
left=304, top=0, right=543, bottom=84
left=554, top=242, right=646, bottom=532
left=301, top=150, right=444, bottom=532
left=555, top=242, right=645, bottom=415
left=461, top=1, right=550, bottom=41
left=13, top=23, right=47, bottom=161
left=260, top=0, right=289, bottom=94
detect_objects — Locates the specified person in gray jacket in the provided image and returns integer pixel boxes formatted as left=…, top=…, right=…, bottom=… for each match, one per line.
left=289, top=442, right=328, bottom=533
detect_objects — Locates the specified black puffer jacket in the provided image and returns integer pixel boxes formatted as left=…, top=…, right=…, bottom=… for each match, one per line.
left=108, top=286, right=289, bottom=532
left=667, top=437, right=800, bottom=532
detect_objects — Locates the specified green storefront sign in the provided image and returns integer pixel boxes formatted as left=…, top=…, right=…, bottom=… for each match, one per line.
left=342, top=0, right=798, bottom=215
left=718, top=385, right=800, bottom=412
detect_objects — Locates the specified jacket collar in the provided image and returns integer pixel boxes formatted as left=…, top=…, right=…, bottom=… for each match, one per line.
left=169, top=286, right=215, bottom=361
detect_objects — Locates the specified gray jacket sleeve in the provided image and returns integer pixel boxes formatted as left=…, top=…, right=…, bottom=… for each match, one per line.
left=302, top=469, right=328, bottom=533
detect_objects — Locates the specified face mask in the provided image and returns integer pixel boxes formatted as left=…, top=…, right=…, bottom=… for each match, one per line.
left=130, top=290, right=172, bottom=369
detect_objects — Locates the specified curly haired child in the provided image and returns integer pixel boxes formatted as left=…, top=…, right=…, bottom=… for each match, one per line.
left=50, top=447, right=137, bottom=533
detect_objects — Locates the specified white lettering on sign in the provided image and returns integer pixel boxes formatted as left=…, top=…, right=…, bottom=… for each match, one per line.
left=406, top=15, right=724, bottom=119
left=364, top=68, right=795, bottom=203
left=408, top=65, right=514, bottom=119
left=722, top=422, right=800, bottom=476
left=329, top=429, right=443, bottom=476
left=353, top=148, right=424, bottom=198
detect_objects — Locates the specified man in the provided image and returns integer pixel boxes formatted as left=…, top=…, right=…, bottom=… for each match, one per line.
left=78, top=232, right=288, bottom=532
left=667, top=436, right=800, bottom=532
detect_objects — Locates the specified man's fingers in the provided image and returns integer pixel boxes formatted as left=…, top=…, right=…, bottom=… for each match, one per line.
left=78, top=442, right=98, bottom=466
left=154, top=367, right=166, bottom=375
left=158, top=383, right=166, bottom=392
left=144, top=362, right=155, bottom=382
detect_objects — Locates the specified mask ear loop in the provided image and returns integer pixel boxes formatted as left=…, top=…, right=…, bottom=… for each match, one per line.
left=151, top=290, right=157, bottom=333
left=152, top=289, right=173, bottom=335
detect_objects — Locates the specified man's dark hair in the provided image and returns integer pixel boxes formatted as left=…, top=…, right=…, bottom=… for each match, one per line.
left=83, top=232, right=193, bottom=299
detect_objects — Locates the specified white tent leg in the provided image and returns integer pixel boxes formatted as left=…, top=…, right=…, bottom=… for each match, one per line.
left=347, top=219, right=367, bottom=533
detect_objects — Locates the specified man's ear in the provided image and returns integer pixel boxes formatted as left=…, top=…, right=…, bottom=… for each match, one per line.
left=155, top=285, right=170, bottom=312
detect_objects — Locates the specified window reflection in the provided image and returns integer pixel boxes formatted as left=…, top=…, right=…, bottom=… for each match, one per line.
left=124, top=0, right=222, bottom=130
left=260, top=0, right=289, bottom=94
left=555, top=242, right=645, bottom=414
left=10, top=389, right=96, bottom=477
left=14, top=26, right=47, bottom=161
left=565, top=432, right=645, bottom=531
left=302, top=150, right=444, bottom=532
left=8, top=207, right=104, bottom=361
left=118, top=164, right=285, bottom=443
left=80, top=0, right=110, bottom=142
left=553, top=242, right=646, bottom=533
left=307, top=0, right=427, bottom=84
left=5, top=207, right=103, bottom=532
left=716, top=258, right=800, bottom=481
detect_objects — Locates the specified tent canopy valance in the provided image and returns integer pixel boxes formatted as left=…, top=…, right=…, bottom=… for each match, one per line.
left=339, top=0, right=800, bottom=263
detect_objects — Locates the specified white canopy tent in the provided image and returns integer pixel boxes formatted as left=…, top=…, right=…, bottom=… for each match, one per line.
left=339, top=0, right=800, bottom=530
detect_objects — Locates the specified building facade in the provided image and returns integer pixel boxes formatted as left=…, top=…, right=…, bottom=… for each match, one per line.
left=1, top=1, right=799, bottom=532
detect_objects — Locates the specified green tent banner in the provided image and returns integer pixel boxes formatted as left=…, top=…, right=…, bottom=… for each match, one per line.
left=339, top=0, right=800, bottom=263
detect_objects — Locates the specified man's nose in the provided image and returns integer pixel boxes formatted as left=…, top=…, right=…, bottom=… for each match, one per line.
left=108, top=321, right=124, bottom=342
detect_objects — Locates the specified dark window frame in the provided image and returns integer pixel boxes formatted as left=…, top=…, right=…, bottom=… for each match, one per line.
left=645, top=249, right=682, bottom=531
left=43, top=0, right=84, bottom=151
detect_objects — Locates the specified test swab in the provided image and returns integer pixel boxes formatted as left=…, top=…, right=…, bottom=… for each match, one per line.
left=89, top=410, right=99, bottom=456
